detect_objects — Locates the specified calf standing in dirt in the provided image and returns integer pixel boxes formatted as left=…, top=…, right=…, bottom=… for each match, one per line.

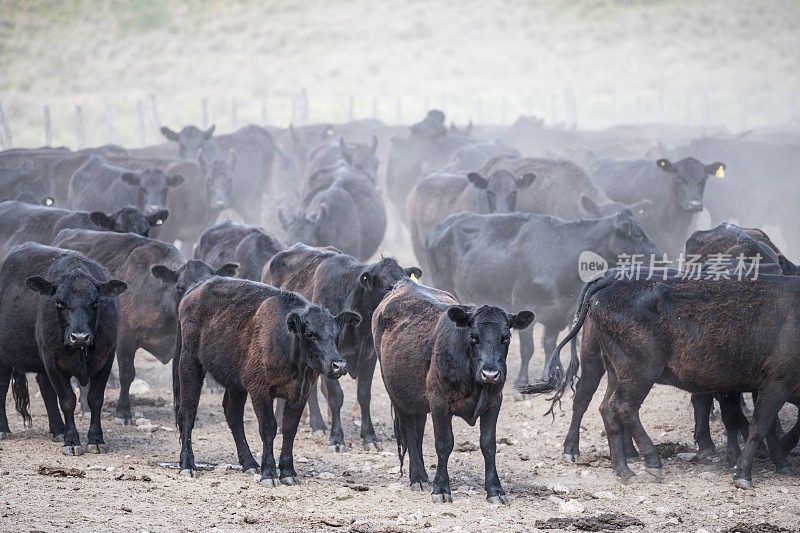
left=263, top=243, right=421, bottom=452
left=174, top=277, right=360, bottom=485
left=373, top=279, right=534, bottom=503
left=0, top=243, right=126, bottom=454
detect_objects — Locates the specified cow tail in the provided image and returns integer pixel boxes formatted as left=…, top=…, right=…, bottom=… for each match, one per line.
left=391, top=403, right=407, bottom=477
left=172, top=319, right=182, bottom=432
left=11, top=368, right=31, bottom=426
left=517, top=276, right=612, bottom=404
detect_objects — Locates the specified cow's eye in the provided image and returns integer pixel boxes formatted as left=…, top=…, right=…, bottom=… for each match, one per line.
left=305, top=331, right=317, bottom=340
left=501, top=335, right=510, bottom=345
left=54, top=300, right=66, bottom=309
left=469, top=334, right=479, bottom=344
left=91, top=299, right=99, bottom=308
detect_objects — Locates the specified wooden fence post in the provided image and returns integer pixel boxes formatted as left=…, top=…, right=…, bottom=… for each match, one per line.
left=148, top=93, right=161, bottom=137
left=43, top=105, right=52, bottom=147
left=137, top=100, right=146, bottom=146
left=75, top=105, right=85, bottom=149
left=0, top=102, right=12, bottom=148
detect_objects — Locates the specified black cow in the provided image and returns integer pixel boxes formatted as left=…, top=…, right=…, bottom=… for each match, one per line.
left=425, top=209, right=658, bottom=389
left=373, top=279, right=534, bottom=503
left=0, top=243, right=126, bottom=454
left=281, top=162, right=386, bottom=261
left=527, top=272, right=800, bottom=489
left=68, top=155, right=184, bottom=215
left=590, top=157, right=725, bottom=256
left=301, top=137, right=379, bottom=191
left=174, top=276, right=359, bottom=484
left=442, top=140, right=519, bottom=172
left=161, top=124, right=276, bottom=224
left=408, top=170, right=535, bottom=271
left=0, top=159, right=52, bottom=205
left=0, top=201, right=166, bottom=259
left=52, top=229, right=236, bottom=423
left=195, top=219, right=282, bottom=282
left=263, top=243, right=421, bottom=451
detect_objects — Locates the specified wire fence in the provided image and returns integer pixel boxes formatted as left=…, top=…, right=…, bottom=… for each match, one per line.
left=1, top=89, right=797, bottom=150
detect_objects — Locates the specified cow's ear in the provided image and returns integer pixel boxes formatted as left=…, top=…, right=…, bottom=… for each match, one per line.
left=779, top=255, right=800, bottom=275
left=215, top=263, right=238, bottom=277
left=359, top=270, right=374, bottom=289
left=147, top=209, right=168, bottom=227
left=25, top=276, right=56, bottom=296
left=161, top=126, right=179, bottom=142
left=90, top=211, right=113, bottom=229
left=510, top=310, right=535, bottom=330
left=580, top=195, right=602, bottom=218
left=204, top=125, right=216, bottom=139
left=167, top=174, right=184, bottom=187
left=335, top=310, right=362, bottom=329
left=447, top=306, right=471, bottom=328
left=405, top=266, right=422, bottom=280
left=656, top=159, right=677, bottom=174
left=121, top=172, right=141, bottom=186
left=150, top=265, right=178, bottom=283
left=467, top=172, right=488, bottom=189
left=97, top=279, right=127, bottom=297
left=286, top=312, right=304, bottom=335
left=705, top=162, right=726, bottom=178
left=516, top=173, right=536, bottom=189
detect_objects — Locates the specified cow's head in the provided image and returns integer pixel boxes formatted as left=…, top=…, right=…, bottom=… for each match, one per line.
left=340, top=137, right=379, bottom=177
left=121, top=169, right=184, bottom=215
left=279, top=210, right=319, bottom=247
left=161, top=125, right=216, bottom=161
left=603, top=209, right=660, bottom=265
left=199, top=147, right=236, bottom=210
left=358, top=257, right=422, bottom=298
left=287, top=306, right=360, bottom=379
left=26, top=271, right=127, bottom=385
left=466, top=170, right=535, bottom=213
left=151, top=259, right=238, bottom=307
left=655, top=157, right=725, bottom=213
left=447, top=305, right=534, bottom=386
left=90, top=206, right=168, bottom=237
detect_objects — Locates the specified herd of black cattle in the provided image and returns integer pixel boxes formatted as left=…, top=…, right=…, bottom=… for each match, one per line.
left=1, top=108, right=800, bottom=503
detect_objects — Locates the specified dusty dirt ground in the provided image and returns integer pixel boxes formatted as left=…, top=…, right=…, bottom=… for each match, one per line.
left=2, top=328, right=800, bottom=533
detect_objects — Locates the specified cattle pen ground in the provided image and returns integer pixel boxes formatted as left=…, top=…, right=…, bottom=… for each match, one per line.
left=2, top=333, right=798, bottom=533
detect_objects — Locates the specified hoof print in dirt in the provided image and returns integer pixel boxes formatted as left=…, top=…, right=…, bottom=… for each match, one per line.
left=487, top=494, right=510, bottom=505
left=431, top=493, right=452, bottom=504
left=85, top=443, right=107, bottom=454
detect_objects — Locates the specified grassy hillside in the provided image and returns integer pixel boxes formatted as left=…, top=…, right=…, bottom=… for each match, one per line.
left=1, top=0, right=799, bottom=147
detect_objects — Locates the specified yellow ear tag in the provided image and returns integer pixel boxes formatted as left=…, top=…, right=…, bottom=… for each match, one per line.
left=660, top=161, right=666, bottom=167
left=715, top=166, right=725, bottom=178
left=409, top=273, right=419, bottom=283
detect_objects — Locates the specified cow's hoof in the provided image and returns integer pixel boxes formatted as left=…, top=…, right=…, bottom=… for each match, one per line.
left=114, top=416, right=134, bottom=426
left=0, top=431, right=10, bottom=440
left=62, top=445, right=83, bottom=456
left=328, top=444, right=347, bottom=453
left=431, top=493, right=452, bottom=503
left=644, top=467, right=664, bottom=479
left=733, top=477, right=754, bottom=490
left=280, top=476, right=299, bottom=486
left=364, top=441, right=383, bottom=452
left=410, top=481, right=429, bottom=491
left=512, top=392, right=527, bottom=402
left=487, top=494, right=510, bottom=505
left=778, top=466, right=797, bottom=476
left=259, top=477, right=280, bottom=487
left=243, top=467, right=259, bottom=475
left=51, top=433, right=64, bottom=442
left=85, top=443, right=107, bottom=454
left=312, top=429, right=327, bottom=438
left=562, top=453, right=577, bottom=463
left=618, top=471, right=636, bottom=484
left=698, top=446, right=716, bottom=458
left=179, top=469, right=198, bottom=478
